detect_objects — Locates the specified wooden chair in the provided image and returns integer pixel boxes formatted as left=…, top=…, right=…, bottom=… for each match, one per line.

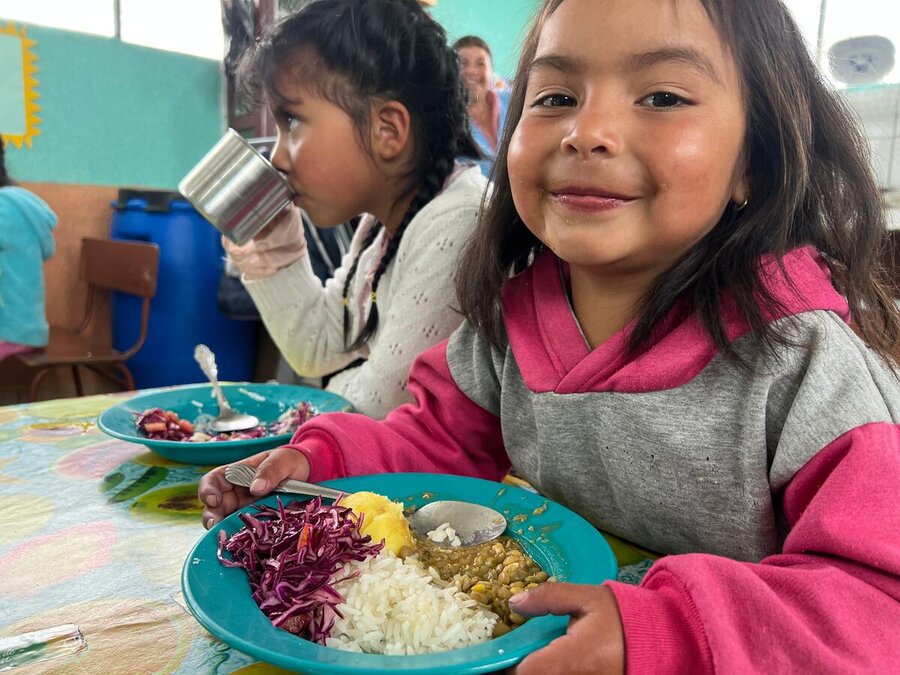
left=17, top=237, right=160, bottom=401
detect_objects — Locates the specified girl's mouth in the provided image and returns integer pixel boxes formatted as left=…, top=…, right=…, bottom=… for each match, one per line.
left=550, top=187, right=635, bottom=213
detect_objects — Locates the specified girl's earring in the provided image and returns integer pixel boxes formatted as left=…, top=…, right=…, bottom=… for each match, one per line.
left=735, top=196, right=749, bottom=211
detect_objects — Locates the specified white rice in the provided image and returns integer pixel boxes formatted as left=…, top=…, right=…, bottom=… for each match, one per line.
left=427, top=522, right=462, bottom=547
left=238, top=387, right=267, bottom=402
left=325, top=551, right=497, bottom=655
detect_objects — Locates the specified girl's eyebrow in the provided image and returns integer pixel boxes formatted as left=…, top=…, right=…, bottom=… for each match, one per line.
left=528, top=54, right=585, bottom=77
left=271, top=90, right=304, bottom=107
left=528, top=47, right=721, bottom=85
left=627, top=47, right=721, bottom=84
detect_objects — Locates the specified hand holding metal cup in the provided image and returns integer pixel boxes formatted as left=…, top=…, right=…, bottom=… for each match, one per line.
left=178, top=129, right=295, bottom=246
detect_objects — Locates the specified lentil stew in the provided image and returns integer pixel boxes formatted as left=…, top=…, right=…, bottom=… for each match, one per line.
left=415, top=535, right=553, bottom=636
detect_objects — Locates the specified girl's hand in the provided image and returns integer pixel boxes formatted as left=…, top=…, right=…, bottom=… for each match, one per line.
left=508, top=583, right=625, bottom=675
left=221, top=206, right=307, bottom=281
left=198, top=446, right=310, bottom=529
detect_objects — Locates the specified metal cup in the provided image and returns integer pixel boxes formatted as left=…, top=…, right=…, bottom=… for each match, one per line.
left=178, top=128, right=295, bottom=245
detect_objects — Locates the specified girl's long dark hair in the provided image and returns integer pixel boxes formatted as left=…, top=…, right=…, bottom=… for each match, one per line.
left=0, top=136, right=11, bottom=188
left=239, top=0, right=481, bottom=350
left=457, top=0, right=900, bottom=368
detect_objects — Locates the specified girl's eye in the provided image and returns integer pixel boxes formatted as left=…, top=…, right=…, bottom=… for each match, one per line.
left=639, top=92, right=686, bottom=109
left=534, top=93, right=576, bottom=108
left=279, top=110, right=301, bottom=131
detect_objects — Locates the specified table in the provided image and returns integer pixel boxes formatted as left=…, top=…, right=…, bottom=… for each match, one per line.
left=0, top=391, right=655, bottom=673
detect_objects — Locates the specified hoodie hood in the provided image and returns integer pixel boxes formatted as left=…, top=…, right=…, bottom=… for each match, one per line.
left=502, top=246, right=849, bottom=394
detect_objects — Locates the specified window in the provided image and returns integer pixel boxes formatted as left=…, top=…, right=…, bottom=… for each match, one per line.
left=0, top=22, right=41, bottom=147
left=0, top=0, right=114, bottom=37
left=822, top=1, right=900, bottom=86
left=782, top=0, right=900, bottom=193
left=0, top=0, right=224, bottom=60
left=783, top=0, right=824, bottom=57
left=120, top=0, right=224, bottom=61
left=784, top=0, right=900, bottom=86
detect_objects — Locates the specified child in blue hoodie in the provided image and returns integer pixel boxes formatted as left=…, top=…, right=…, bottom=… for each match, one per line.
left=0, top=135, right=57, bottom=360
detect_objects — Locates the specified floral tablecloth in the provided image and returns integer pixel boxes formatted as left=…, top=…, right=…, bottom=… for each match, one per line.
left=0, top=391, right=655, bottom=674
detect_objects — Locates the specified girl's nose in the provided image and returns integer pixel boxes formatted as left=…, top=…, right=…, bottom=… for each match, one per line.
left=270, top=132, right=291, bottom=174
left=560, top=106, right=622, bottom=158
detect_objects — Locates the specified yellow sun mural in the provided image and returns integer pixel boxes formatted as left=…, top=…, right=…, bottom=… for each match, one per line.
left=0, top=22, right=41, bottom=149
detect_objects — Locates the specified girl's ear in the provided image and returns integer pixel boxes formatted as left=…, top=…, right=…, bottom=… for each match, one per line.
left=370, top=100, right=412, bottom=163
left=732, top=176, right=750, bottom=208
left=728, top=136, right=751, bottom=207
left=730, top=152, right=751, bottom=208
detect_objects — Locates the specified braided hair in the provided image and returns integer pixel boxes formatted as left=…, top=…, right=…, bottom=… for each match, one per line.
left=239, top=0, right=480, bottom=351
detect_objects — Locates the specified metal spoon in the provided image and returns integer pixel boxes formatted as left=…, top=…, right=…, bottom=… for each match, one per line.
left=193, top=344, right=260, bottom=433
left=225, top=463, right=344, bottom=500
left=405, top=499, right=508, bottom=548
left=224, top=464, right=507, bottom=546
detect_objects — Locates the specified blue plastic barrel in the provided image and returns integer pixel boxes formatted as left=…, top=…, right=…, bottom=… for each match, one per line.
left=111, top=193, right=258, bottom=388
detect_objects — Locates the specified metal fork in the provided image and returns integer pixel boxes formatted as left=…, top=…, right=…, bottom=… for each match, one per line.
left=223, top=463, right=344, bottom=500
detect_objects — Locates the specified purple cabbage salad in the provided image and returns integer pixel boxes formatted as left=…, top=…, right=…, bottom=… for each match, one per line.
left=135, top=402, right=317, bottom=442
left=217, top=497, right=384, bottom=643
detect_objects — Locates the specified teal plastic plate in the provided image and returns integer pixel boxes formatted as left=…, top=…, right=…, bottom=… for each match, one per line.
left=97, top=383, right=353, bottom=464
left=182, top=472, right=617, bottom=674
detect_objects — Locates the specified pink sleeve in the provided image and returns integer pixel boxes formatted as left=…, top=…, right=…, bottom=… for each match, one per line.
left=606, top=421, right=900, bottom=673
left=285, top=339, right=511, bottom=483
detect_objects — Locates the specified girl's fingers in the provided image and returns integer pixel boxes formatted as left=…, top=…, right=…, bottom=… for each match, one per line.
left=198, top=451, right=272, bottom=523
left=255, top=208, right=291, bottom=240
left=233, top=449, right=275, bottom=469
left=197, top=448, right=309, bottom=527
left=508, top=582, right=593, bottom=618
left=249, top=446, right=310, bottom=495
left=198, top=466, right=234, bottom=508
left=221, top=484, right=251, bottom=514
left=509, top=585, right=625, bottom=675
left=200, top=478, right=259, bottom=528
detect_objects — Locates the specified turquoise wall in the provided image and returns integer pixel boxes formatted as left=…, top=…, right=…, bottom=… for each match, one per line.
left=429, top=0, right=540, bottom=79
left=2, top=3, right=539, bottom=188
left=2, top=23, right=225, bottom=189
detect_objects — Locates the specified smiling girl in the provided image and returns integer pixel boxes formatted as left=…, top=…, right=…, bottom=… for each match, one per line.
left=454, top=35, right=511, bottom=176
left=223, top=0, right=485, bottom=418
left=203, top=0, right=900, bottom=670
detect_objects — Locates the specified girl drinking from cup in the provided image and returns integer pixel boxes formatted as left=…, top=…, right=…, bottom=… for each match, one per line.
left=225, top=0, right=485, bottom=418
left=203, top=0, right=900, bottom=669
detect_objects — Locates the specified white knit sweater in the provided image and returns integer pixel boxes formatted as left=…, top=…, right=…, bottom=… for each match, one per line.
left=244, top=165, right=487, bottom=419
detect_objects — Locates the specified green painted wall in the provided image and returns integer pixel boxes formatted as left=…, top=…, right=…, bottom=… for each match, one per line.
left=429, top=0, right=541, bottom=79
left=2, top=23, right=225, bottom=189
left=3, top=3, right=539, bottom=187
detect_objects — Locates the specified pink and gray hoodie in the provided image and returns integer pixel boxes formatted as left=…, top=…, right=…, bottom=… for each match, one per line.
left=287, top=245, right=900, bottom=672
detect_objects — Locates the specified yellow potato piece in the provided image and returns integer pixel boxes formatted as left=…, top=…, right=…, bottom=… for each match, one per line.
left=339, top=491, right=413, bottom=556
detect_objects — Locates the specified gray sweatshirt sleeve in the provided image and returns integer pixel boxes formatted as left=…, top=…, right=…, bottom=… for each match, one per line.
left=763, top=311, right=900, bottom=491
left=445, top=320, right=506, bottom=416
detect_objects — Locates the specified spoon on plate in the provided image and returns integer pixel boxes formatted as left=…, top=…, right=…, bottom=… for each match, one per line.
left=194, top=344, right=260, bottom=433
left=223, top=463, right=507, bottom=546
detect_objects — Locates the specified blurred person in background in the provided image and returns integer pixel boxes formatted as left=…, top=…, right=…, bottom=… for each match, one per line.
left=454, top=35, right=510, bottom=177
left=0, top=135, right=57, bottom=361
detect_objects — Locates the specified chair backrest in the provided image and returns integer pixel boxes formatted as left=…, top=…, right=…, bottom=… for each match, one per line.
left=81, top=238, right=160, bottom=298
